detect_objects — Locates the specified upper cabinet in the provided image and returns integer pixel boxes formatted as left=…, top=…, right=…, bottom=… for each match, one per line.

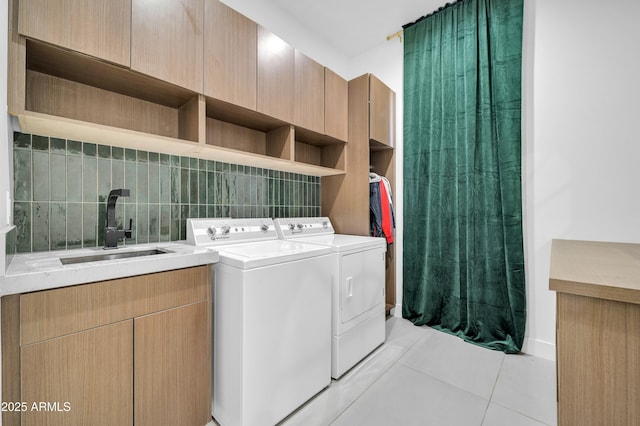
left=257, top=27, right=295, bottom=124
left=369, top=74, right=395, bottom=148
left=204, top=0, right=257, bottom=110
left=294, top=51, right=324, bottom=134
left=18, top=0, right=131, bottom=66
left=324, top=68, right=348, bottom=142
left=131, top=0, right=204, bottom=93
left=11, top=0, right=348, bottom=176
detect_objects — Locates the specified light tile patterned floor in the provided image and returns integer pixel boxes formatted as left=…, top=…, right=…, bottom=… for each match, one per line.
left=281, top=317, right=557, bottom=426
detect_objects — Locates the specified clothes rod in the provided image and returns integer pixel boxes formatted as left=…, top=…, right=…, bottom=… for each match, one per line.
left=386, top=30, right=403, bottom=42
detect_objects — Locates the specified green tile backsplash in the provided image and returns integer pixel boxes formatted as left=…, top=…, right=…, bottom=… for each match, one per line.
left=13, top=132, right=321, bottom=253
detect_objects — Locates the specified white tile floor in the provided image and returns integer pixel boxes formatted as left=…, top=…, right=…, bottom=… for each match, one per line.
left=280, top=317, right=557, bottom=426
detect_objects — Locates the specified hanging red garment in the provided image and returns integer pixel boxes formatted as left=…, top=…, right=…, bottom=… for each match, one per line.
left=379, top=181, right=394, bottom=244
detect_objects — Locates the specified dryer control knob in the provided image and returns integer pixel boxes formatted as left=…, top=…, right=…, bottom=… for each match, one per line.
left=260, top=224, right=269, bottom=232
left=296, top=223, right=304, bottom=229
left=288, top=223, right=295, bottom=230
left=322, top=221, right=328, bottom=229
left=207, top=226, right=216, bottom=236
left=221, top=225, right=231, bottom=234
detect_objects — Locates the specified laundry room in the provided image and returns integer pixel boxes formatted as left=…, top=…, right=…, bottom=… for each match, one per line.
left=1, top=0, right=640, bottom=425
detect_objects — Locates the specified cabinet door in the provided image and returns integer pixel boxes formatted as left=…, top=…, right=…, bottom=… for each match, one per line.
left=134, top=302, right=210, bottom=426
left=131, top=0, right=204, bottom=92
left=257, top=26, right=294, bottom=123
left=294, top=50, right=324, bottom=134
left=21, top=321, right=133, bottom=426
left=324, top=68, right=348, bottom=141
left=205, top=0, right=257, bottom=110
left=18, top=0, right=131, bottom=66
left=369, top=75, right=395, bottom=147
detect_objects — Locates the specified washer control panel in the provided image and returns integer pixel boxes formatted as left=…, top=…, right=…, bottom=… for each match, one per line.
left=186, top=218, right=277, bottom=246
left=274, top=217, right=334, bottom=239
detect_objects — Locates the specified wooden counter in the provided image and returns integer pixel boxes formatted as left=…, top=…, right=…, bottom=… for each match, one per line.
left=550, top=239, right=640, bottom=426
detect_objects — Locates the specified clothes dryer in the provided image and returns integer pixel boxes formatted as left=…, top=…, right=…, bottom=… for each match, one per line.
left=274, top=217, right=386, bottom=379
left=187, top=218, right=332, bottom=426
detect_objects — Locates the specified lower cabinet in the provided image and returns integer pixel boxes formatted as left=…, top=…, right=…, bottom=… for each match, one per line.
left=1, top=265, right=212, bottom=426
left=21, top=321, right=134, bottom=426
left=134, top=302, right=210, bottom=425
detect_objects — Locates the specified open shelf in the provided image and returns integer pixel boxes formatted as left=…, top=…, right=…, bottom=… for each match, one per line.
left=26, top=40, right=195, bottom=108
left=205, top=96, right=346, bottom=174
left=17, top=111, right=344, bottom=176
left=25, top=40, right=200, bottom=142
left=18, top=38, right=347, bottom=177
left=369, top=138, right=394, bottom=152
left=295, top=141, right=345, bottom=171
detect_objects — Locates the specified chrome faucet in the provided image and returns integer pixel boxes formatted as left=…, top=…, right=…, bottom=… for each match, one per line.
left=104, top=189, right=133, bottom=249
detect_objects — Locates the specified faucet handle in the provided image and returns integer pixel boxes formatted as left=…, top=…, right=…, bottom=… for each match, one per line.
left=124, top=218, right=133, bottom=239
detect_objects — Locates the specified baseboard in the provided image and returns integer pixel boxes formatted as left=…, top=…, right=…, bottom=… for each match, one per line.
left=521, top=336, right=555, bottom=361
left=393, top=304, right=402, bottom=318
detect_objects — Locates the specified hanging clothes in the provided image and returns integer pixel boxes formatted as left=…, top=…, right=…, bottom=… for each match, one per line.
left=369, top=172, right=395, bottom=244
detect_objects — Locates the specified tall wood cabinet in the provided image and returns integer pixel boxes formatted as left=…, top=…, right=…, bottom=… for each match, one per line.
left=1, top=266, right=212, bottom=426
left=323, top=74, right=397, bottom=313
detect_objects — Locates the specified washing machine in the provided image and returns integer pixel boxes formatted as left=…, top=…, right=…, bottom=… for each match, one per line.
left=274, top=217, right=387, bottom=379
left=186, top=218, right=332, bottom=426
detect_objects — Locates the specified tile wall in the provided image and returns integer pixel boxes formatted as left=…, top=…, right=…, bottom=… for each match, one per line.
left=12, top=132, right=321, bottom=253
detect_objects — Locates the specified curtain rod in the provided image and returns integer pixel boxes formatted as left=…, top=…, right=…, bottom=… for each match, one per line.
left=386, top=30, right=403, bottom=42
left=403, top=0, right=465, bottom=29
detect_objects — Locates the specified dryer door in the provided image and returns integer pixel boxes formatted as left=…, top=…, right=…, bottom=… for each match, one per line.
left=340, top=248, right=385, bottom=324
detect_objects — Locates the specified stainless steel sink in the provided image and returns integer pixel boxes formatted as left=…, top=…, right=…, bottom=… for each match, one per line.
left=59, top=248, right=173, bottom=265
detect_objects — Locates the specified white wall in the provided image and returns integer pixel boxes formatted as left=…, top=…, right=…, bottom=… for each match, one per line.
left=527, top=0, right=640, bottom=358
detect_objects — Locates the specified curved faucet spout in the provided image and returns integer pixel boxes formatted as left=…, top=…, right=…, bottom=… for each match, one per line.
left=105, top=189, right=132, bottom=249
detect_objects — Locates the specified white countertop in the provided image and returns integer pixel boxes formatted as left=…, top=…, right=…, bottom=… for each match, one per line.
left=0, top=242, right=218, bottom=296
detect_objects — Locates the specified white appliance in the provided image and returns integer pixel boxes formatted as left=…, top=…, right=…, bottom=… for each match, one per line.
left=274, top=217, right=386, bottom=379
left=186, top=218, right=332, bottom=426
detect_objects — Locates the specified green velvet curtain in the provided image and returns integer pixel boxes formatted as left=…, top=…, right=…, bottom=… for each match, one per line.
left=402, top=0, right=525, bottom=353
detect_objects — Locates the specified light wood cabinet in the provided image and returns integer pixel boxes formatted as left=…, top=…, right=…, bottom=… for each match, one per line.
left=324, top=68, right=348, bottom=142
left=10, top=0, right=347, bottom=177
left=550, top=239, right=640, bottom=426
left=18, top=0, right=131, bottom=66
left=294, top=51, right=325, bottom=134
left=369, top=75, right=395, bottom=147
left=257, top=26, right=295, bottom=124
left=323, top=74, right=396, bottom=314
left=2, top=266, right=212, bottom=426
left=23, top=40, right=202, bottom=144
left=21, top=321, right=133, bottom=426
left=204, top=0, right=257, bottom=110
left=134, top=302, right=210, bottom=426
left=131, top=0, right=204, bottom=92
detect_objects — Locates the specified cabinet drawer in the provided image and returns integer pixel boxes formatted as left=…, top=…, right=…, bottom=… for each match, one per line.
left=20, top=266, right=210, bottom=345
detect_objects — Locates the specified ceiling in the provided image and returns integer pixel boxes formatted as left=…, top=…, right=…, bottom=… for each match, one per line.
left=263, top=0, right=448, bottom=58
